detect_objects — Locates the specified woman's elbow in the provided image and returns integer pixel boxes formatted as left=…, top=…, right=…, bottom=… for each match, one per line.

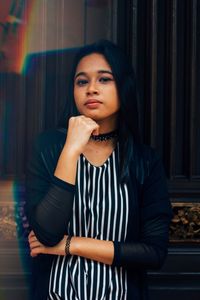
left=29, top=217, right=65, bottom=246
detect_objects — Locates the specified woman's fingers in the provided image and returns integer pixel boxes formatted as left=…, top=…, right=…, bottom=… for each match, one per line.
left=28, top=231, right=67, bottom=257
left=66, top=115, right=100, bottom=155
left=29, top=239, right=42, bottom=249
left=30, top=241, right=45, bottom=257
left=28, top=230, right=46, bottom=257
left=92, top=126, right=100, bottom=136
left=28, top=235, right=37, bottom=243
left=28, top=230, right=35, bottom=239
left=30, top=245, right=44, bottom=257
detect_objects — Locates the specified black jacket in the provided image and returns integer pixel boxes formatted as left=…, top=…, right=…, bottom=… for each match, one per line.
left=25, top=128, right=173, bottom=300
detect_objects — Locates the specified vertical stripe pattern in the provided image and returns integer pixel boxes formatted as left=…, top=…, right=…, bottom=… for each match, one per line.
left=48, top=143, right=129, bottom=299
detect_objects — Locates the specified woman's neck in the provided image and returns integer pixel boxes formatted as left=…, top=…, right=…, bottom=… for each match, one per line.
left=94, top=117, right=118, bottom=134
left=87, top=134, right=117, bottom=149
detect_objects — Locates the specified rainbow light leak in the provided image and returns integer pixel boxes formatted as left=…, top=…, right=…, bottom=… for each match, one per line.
left=14, top=0, right=36, bottom=74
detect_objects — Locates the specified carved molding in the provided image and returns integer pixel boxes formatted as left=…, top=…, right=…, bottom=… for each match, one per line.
left=0, top=181, right=29, bottom=242
left=1, top=198, right=200, bottom=244
left=1, top=181, right=200, bottom=244
left=0, top=203, right=17, bottom=240
left=170, top=203, right=200, bottom=243
left=1, top=201, right=200, bottom=243
left=0, top=202, right=30, bottom=242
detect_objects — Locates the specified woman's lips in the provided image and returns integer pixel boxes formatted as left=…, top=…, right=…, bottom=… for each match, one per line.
left=85, top=100, right=102, bottom=109
left=86, top=102, right=101, bottom=109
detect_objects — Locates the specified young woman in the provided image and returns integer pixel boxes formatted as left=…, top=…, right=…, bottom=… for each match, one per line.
left=26, top=40, right=172, bottom=300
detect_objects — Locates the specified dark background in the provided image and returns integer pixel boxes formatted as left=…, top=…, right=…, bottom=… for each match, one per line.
left=0, top=0, right=200, bottom=299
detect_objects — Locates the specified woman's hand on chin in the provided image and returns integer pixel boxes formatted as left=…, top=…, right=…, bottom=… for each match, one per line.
left=28, top=230, right=67, bottom=257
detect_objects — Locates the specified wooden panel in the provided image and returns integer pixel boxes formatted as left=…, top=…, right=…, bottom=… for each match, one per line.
left=116, top=0, right=200, bottom=298
left=190, top=0, right=200, bottom=178
left=25, top=48, right=78, bottom=156
left=120, top=0, right=200, bottom=193
left=148, top=246, right=200, bottom=300
left=85, top=0, right=114, bottom=43
left=0, top=74, right=26, bottom=179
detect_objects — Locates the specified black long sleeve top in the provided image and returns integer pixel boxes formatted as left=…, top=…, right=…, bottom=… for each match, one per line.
left=25, top=128, right=173, bottom=300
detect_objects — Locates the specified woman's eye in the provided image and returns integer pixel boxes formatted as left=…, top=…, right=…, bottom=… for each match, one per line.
left=99, top=77, right=113, bottom=83
left=76, top=79, right=88, bottom=86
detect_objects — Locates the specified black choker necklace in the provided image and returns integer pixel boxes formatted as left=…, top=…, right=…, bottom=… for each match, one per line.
left=90, top=130, right=118, bottom=141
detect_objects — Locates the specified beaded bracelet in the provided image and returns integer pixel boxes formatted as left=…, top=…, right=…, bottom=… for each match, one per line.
left=65, top=235, right=72, bottom=255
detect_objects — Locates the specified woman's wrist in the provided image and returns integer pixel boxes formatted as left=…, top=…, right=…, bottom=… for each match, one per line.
left=65, top=235, right=72, bottom=255
left=63, top=143, right=81, bottom=158
left=68, top=236, right=79, bottom=256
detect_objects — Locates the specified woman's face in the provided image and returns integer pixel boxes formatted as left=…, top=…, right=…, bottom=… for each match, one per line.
left=74, top=53, right=120, bottom=123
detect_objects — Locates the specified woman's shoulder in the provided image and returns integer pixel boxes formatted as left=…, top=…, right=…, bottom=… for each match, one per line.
left=34, top=127, right=67, bottom=151
left=134, top=143, right=161, bottom=163
left=129, top=143, right=164, bottom=184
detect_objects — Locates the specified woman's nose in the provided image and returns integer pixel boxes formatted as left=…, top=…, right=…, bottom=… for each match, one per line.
left=86, top=81, right=99, bottom=95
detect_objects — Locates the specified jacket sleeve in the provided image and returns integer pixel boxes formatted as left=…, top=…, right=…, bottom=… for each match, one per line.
left=25, top=131, right=75, bottom=246
left=112, top=149, right=173, bottom=270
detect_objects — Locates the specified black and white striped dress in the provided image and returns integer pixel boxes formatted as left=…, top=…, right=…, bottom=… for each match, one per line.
left=48, top=143, right=129, bottom=300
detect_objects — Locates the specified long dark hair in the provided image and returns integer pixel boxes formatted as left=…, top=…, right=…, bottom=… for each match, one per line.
left=58, top=40, right=141, bottom=183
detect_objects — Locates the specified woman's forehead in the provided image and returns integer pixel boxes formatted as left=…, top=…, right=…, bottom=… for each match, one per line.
left=75, top=53, right=111, bottom=74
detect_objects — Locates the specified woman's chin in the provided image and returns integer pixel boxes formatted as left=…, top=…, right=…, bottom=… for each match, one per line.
left=82, top=111, right=103, bottom=121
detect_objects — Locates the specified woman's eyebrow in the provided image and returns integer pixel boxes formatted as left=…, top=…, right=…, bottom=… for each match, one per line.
left=98, top=70, right=113, bottom=75
left=74, top=70, right=113, bottom=79
left=74, top=72, right=86, bottom=79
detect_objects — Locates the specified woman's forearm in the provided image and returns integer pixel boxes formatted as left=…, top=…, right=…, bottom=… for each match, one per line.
left=54, top=144, right=79, bottom=184
left=70, top=237, right=114, bottom=265
left=29, top=232, right=114, bottom=265
left=29, top=230, right=167, bottom=269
